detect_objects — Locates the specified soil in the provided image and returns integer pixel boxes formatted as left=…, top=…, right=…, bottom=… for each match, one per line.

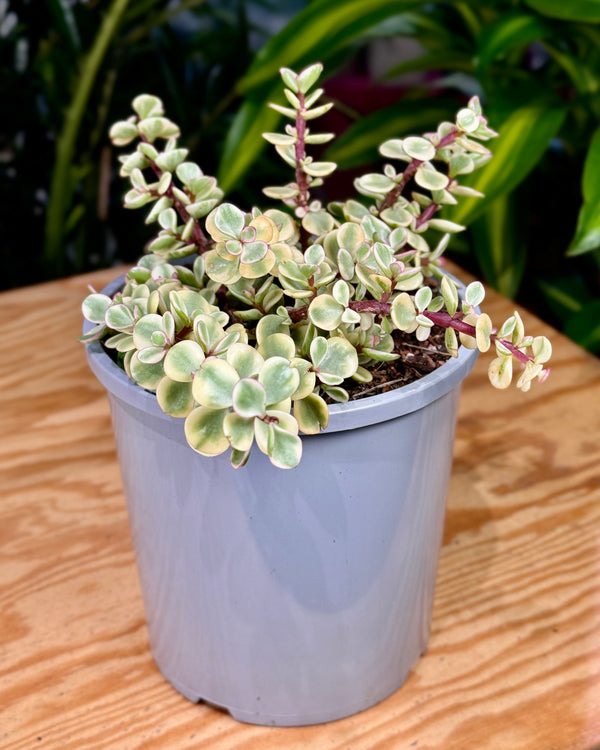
left=339, top=326, right=451, bottom=403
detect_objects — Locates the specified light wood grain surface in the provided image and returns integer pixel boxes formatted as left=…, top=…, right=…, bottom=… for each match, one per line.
left=1, top=266, right=599, bottom=749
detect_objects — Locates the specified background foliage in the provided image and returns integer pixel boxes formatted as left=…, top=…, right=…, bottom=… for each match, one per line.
left=2, top=0, right=600, bottom=352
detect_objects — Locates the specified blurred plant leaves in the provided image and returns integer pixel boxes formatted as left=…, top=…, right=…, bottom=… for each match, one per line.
left=567, top=127, right=600, bottom=256
left=475, top=11, right=550, bottom=72
left=524, top=0, right=600, bottom=22
left=218, top=0, right=425, bottom=192
left=324, top=98, right=458, bottom=169
left=446, top=102, right=567, bottom=226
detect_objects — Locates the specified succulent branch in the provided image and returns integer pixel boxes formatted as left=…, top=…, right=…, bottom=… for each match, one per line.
left=82, top=63, right=552, bottom=469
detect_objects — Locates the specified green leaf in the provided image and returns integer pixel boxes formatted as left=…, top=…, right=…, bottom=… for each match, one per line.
left=237, top=0, right=425, bottom=95
left=470, top=193, right=526, bottom=297
left=232, top=379, right=267, bottom=419
left=293, top=393, right=330, bottom=434
left=465, top=281, right=485, bottom=308
left=563, top=300, right=600, bottom=353
left=568, top=127, right=600, bottom=256
left=184, top=407, right=230, bottom=456
left=297, top=62, right=324, bottom=94
left=415, top=164, right=449, bottom=191
left=192, top=358, right=239, bottom=408
left=227, top=342, right=265, bottom=379
left=224, top=412, right=255, bottom=452
left=524, top=0, right=600, bottom=21
left=313, top=336, right=358, bottom=383
left=488, top=356, right=513, bottom=390
left=213, top=203, right=245, bottom=239
left=259, top=357, right=300, bottom=405
left=446, top=102, right=567, bottom=226
left=308, top=294, right=345, bottom=331
left=476, top=11, right=550, bottom=71
left=132, top=94, right=164, bottom=120
left=129, top=354, right=164, bottom=390
left=403, top=136, right=436, bottom=161
left=82, top=293, right=111, bottom=324
left=255, top=416, right=303, bottom=470
left=163, top=340, right=205, bottom=382
left=156, top=377, right=194, bottom=418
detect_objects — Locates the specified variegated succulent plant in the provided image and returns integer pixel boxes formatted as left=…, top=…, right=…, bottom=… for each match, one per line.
left=81, top=63, right=552, bottom=469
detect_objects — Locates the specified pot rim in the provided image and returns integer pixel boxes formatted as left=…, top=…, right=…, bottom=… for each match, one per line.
left=84, top=273, right=479, bottom=434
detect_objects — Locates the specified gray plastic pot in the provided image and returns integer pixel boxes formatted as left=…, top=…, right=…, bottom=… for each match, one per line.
left=84, top=275, right=478, bottom=727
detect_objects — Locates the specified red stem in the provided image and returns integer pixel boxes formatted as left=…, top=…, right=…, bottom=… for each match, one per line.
left=378, top=128, right=460, bottom=215
left=294, top=92, right=310, bottom=210
left=139, top=133, right=209, bottom=252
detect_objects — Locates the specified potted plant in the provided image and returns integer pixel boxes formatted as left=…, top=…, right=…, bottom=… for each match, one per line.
left=81, top=63, right=551, bottom=726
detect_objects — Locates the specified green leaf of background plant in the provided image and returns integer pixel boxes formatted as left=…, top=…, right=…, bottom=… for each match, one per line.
left=446, top=102, right=567, bottom=226
left=476, top=11, right=550, bottom=72
left=218, top=0, right=425, bottom=192
left=46, top=0, right=81, bottom=52
left=382, top=50, right=474, bottom=80
left=324, top=98, right=457, bottom=169
left=237, top=0, right=425, bottom=94
left=567, top=126, right=600, bottom=256
left=470, top=193, right=526, bottom=298
left=524, top=0, right=600, bottom=22
left=564, top=300, right=600, bottom=353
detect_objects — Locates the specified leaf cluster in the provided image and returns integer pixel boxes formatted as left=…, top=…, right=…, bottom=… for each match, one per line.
left=82, top=63, right=552, bottom=469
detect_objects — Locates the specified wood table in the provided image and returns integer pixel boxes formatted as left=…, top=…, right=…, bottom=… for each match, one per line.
left=1, top=266, right=599, bottom=749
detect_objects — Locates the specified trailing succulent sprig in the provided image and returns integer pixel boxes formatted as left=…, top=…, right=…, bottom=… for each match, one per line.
left=82, top=62, right=552, bottom=469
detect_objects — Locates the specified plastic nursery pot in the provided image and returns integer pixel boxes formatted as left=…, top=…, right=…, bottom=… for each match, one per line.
left=84, top=274, right=478, bottom=727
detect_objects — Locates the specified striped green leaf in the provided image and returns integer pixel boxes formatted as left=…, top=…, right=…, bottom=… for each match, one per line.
left=524, top=0, right=600, bottom=22
left=218, top=0, right=425, bottom=192
left=567, top=127, right=600, bottom=256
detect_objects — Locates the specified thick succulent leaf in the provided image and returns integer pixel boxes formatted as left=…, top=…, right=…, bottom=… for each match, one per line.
left=290, top=358, right=317, bottom=400
left=254, top=412, right=302, bottom=469
left=232, top=378, right=267, bottom=419
left=204, top=249, right=242, bottom=285
left=475, top=313, right=493, bottom=352
left=293, top=393, right=330, bottom=434
left=105, top=303, right=134, bottom=331
left=156, top=377, right=195, bottom=418
left=82, top=293, right=111, bottom=324
left=163, top=340, right=205, bottom=382
left=390, top=293, right=417, bottom=331
left=256, top=314, right=290, bottom=345
left=133, top=313, right=168, bottom=349
left=308, top=294, right=345, bottom=331
left=223, top=412, right=255, bottom=452
left=415, top=164, right=449, bottom=191
left=184, top=407, right=230, bottom=456
left=259, top=332, right=297, bottom=360
left=259, top=357, right=300, bottom=405
left=128, top=354, right=164, bottom=390
left=488, top=356, right=513, bottom=389
left=312, top=336, right=358, bottom=383
left=191, top=358, right=239, bottom=408
left=239, top=249, right=276, bottom=279
left=226, top=342, right=265, bottom=378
